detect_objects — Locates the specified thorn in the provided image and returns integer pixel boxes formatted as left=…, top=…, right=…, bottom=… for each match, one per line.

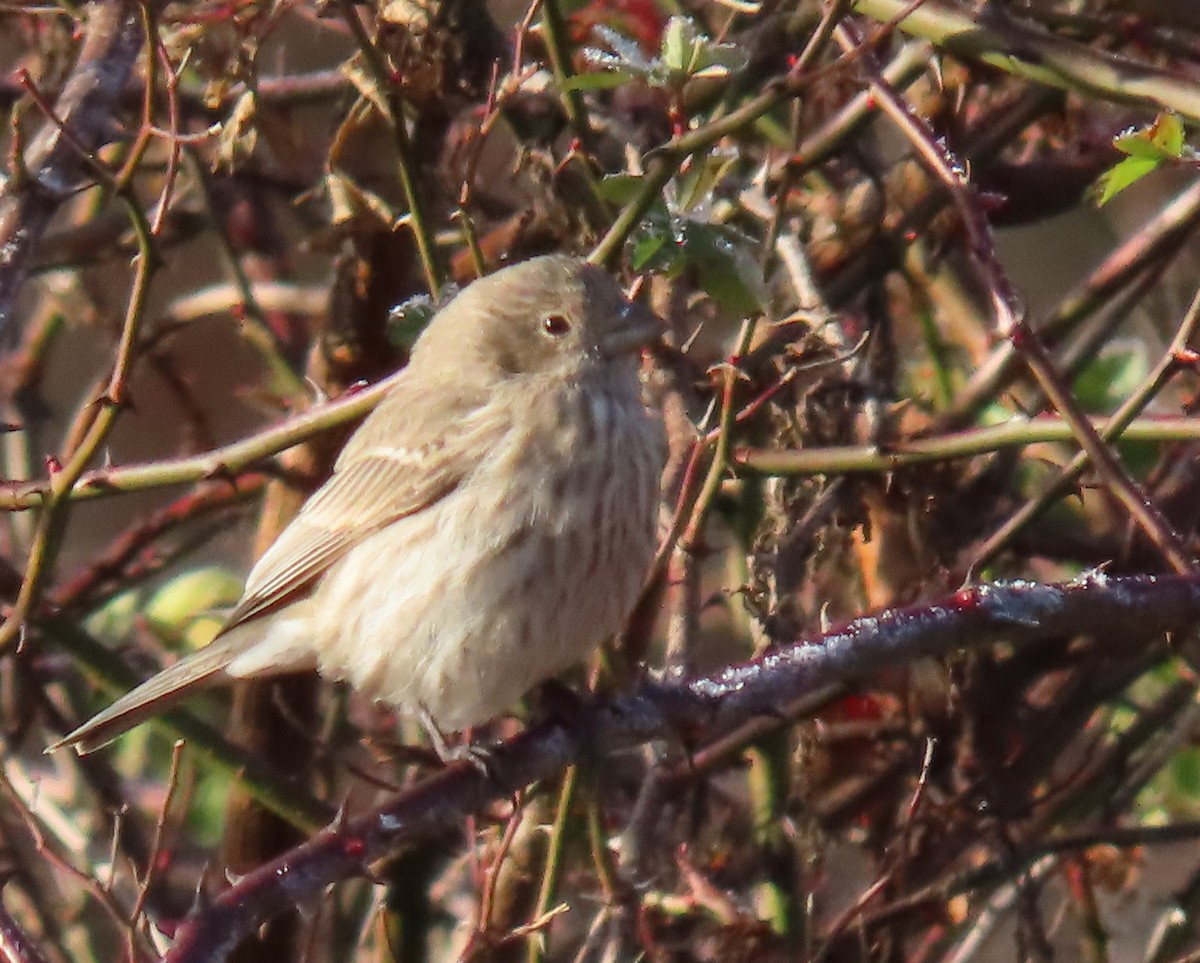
left=331, top=797, right=350, bottom=832
left=189, top=871, right=213, bottom=917
left=1173, top=347, right=1200, bottom=369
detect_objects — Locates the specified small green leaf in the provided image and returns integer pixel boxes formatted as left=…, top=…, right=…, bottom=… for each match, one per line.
left=676, top=151, right=738, bottom=213
left=681, top=223, right=765, bottom=314
left=189, top=767, right=235, bottom=846
left=145, top=567, right=244, bottom=649
left=631, top=231, right=670, bottom=270
left=559, top=71, right=631, bottom=93
left=387, top=294, right=438, bottom=350
left=913, top=303, right=954, bottom=411
left=588, top=24, right=655, bottom=76
left=86, top=589, right=141, bottom=641
left=660, top=16, right=703, bottom=75
left=1172, top=747, right=1200, bottom=799
left=1113, top=131, right=1166, bottom=158
left=1115, top=438, right=1158, bottom=480
left=691, top=39, right=748, bottom=79
left=1096, top=154, right=1160, bottom=205
left=1151, top=113, right=1185, bottom=156
left=596, top=173, right=643, bottom=205
left=975, top=401, right=1015, bottom=428
left=1112, top=114, right=1187, bottom=160
left=1100, top=113, right=1194, bottom=203
left=1073, top=343, right=1147, bottom=413
left=627, top=204, right=679, bottom=271
left=657, top=16, right=748, bottom=85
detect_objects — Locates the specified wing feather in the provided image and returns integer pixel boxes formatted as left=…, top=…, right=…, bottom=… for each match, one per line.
left=224, top=382, right=501, bottom=628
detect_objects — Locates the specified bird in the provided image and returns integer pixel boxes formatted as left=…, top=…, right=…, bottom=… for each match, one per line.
left=54, top=254, right=666, bottom=755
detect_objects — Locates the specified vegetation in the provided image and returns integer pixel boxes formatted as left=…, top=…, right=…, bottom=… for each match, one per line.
left=3, top=1, right=1200, bottom=960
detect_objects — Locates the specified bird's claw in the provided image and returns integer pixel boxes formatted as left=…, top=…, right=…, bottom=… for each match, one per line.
left=418, top=704, right=498, bottom=778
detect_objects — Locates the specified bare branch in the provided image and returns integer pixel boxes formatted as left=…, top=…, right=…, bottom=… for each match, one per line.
left=0, top=0, right=143, bottom=344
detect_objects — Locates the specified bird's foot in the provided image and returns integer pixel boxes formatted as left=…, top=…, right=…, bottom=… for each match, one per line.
left=418, top=705, right=496, bottom=778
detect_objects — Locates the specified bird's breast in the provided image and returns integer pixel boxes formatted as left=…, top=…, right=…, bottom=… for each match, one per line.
left=309, top=378, right=664, bottom=730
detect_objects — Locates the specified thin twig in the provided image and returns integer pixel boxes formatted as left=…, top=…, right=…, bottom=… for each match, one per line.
left=971, top=282, right=1200, bottom=571
left=0, top=375, right=394, bottom=511
left=338, top=0, right=443, bottom=294
left=735, top=416, right=1200, bottom=475
left=0, top=0, right=143, bottom=342
left=0, top=172, right=159, bottom=651
left=588, top=0, right=853, bottom=267
left=853, top=0, right=1200, bottom=121
left=835, top=20, right=1193, bottom=573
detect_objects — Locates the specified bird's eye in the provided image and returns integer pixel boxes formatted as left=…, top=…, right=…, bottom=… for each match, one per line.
left=541, top=314, right=571, bottom=338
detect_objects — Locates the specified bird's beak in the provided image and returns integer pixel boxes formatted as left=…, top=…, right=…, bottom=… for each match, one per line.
left=600, top=302, right=662, bottom=357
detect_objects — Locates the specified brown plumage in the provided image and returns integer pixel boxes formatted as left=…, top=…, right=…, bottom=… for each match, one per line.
left=55, top=255, right=666, bottom=754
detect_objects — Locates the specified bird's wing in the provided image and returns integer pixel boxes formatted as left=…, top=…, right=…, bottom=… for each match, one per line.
left=224, top=384, right=500, bottom=628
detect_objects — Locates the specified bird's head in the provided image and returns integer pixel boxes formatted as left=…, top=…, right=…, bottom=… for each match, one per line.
left=413, top=255, right=661, bottom=383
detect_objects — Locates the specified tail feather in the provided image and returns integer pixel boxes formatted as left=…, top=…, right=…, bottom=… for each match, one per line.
left=52, top=624, right=269, bottom=755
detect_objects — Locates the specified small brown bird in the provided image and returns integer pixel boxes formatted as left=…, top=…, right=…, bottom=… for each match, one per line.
left=56, top=255, right=665, bottom=753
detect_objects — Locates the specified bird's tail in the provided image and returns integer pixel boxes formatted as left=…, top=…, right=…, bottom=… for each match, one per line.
left=50, top=616, right=312, bottom=755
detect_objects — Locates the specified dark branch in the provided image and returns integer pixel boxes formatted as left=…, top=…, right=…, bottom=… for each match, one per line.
left=0, top=897, right=51, bottom=963
left=164, top=573, right=1200, bottom=963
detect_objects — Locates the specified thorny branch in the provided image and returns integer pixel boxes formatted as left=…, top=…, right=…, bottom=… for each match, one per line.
left=164, top=574, right=1200, bottom=963
left=836, top=16, right=1193, bottom=571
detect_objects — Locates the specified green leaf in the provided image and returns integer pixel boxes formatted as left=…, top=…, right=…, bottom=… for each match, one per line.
left=1151, top=113, right=1185, bottom=156
left=145, top=566, right=245, bottom=649
left=86, top=589, right=141, bottom=641
left=596, top=173, right=644, bottom=205
left=1096, top=154, right=1160, bottom=205
left=627, top=204, right=680, bottom=271
left=691, top=39, right=748, bottom=79
left=388, top=294, right=438, bottom=350
left=675, top=150, right=739, bottom=213
left=1113, top=131, right=1167, bottom=159
left=1100, top=113, right=1194, bottom=203
left=1072, top=343, right=1148, bottom=413
left=657, top=15, right=747, bottom=84
left=681, top=222, right=765, bottom=314
left=631, top=230, right=670, bottom=270
left=1112, top=114, right=1186, bottom=160
left=588, top=24, right=655, bottom=76
left=1114, top=438, right=1158, bottom=480
left=913, top=303, right=954, bottom=411
left=189, top=767, right=235, bottom=847
left=1172, top=747, right=1200, bottom=799
left=976, top=401, right=1015, bottom=428
left=660, top=16, right=703, bottom=76
left=559, top=71, right=631, bottom=93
